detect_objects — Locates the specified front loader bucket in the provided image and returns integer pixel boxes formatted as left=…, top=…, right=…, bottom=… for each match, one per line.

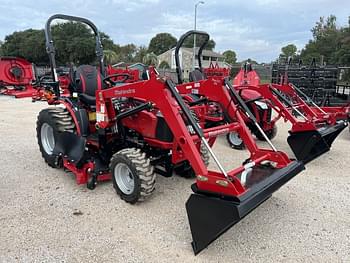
left=319, top=121, right=347, bottom=148
left=186, top=161, right=304, bottom=255
left=287, top=121, right=347, bottom=164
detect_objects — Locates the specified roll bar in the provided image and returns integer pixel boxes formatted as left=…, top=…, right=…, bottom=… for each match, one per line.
left=45, top=14, right=105, bottom=84
left=175, top=30, right=210, bottom=84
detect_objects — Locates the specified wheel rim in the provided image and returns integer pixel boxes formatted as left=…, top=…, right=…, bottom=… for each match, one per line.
left=228, top=132, right=243, bottom=146
left=41, top=123, right=55, bottom=154
left=114, top=163, right=135, bottom=194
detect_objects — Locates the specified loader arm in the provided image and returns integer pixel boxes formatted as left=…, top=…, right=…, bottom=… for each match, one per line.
left=233, top=83, right=347, bottom=163
left=170, top=29, right=306, bottom=254
left=97, top=29, right=306, bottom=255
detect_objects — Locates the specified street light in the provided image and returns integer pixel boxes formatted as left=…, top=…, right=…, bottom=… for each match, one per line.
left=193, top=1, right=204, bottom=70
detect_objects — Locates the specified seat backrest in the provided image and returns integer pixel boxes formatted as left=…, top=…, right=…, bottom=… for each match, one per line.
left=189, top=69, right=206, bottom=82
left=75, top=65, right=102, bottom=97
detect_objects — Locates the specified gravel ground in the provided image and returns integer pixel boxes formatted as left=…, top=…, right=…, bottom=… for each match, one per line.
left=0, top=96, right=349, bottom=263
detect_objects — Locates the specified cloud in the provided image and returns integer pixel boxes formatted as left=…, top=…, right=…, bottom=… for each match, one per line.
left=0, top=0, right=349, bottom=62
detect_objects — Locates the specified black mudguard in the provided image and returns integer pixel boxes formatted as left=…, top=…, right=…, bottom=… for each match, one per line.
left=53, top=131, right=86, bottom=163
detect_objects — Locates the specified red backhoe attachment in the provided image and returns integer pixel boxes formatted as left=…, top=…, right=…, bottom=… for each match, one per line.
left=203, top=61, right=230, bottom=79
left=233, top=65, right=260, bottom=86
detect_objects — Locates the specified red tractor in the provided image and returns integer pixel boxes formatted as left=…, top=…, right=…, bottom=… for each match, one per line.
left=106, top=64, right=141, bottom=83
left=37, top=15, right=305, bottom=255
left=228, top=64, right=278, bottom=149
left=230, top=66, right=347, bottom=163
left=173, top=31, right=347, bottom=165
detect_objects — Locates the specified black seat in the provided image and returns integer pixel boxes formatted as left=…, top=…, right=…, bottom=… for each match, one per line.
left=74, top=65, right=103, bottom=106
left=189, top=69, right=206, bottom=82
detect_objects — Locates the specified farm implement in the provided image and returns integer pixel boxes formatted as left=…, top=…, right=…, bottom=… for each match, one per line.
left=231, top=63, right=347, bottom=163
left=0, top=56, right=38, bottom=98
left=0, top=56, right=71, bottom=101
left=173, top=30, right=306, bottom=253
left=37, top=16, right=305, bottom=255
left=203, top=61, right=230, bottom=79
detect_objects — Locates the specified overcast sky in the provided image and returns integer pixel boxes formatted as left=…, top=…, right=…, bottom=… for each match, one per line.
left=0, top=0, right=349, bottom=62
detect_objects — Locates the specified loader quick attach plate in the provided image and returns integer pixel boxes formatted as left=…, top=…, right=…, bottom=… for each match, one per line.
left=186, top=160, right=304, bottom=255
left=287, top=120, right=347, bottom=164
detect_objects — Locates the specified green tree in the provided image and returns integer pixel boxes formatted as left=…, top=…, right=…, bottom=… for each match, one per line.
left=51, top=22, right=96, bottom=64
left=311, top=15, right=337, bottom=40
left=300, top=15, right=341, bottom=64
left=280, top=44, right=297, bottom=59
left=142, top=52, right=158, bottom=66
left=100, top=32, right=116, bottom=51
left=159, top=60, right=170, bottom=69
left=148, top=33, right=177, bottom=55
left=1, top=22, right=117, bottom=65
left=117, top=44, right=137, bottom=62
left=134, top=46, right=148, bottom=63
left=223, top=50, right=237, bottom=65
left=104, top=49, right=118, bottom=64
left=0, top=40, right=3, bottom=56
left=334, top=22, right=350, bottom=65
left=1, top=29, right=47, bottom=63
left=183, top=35, right=216, bottom=50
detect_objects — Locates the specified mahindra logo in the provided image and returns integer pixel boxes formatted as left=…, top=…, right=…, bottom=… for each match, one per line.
left=114, top=89, right=136, bottom=95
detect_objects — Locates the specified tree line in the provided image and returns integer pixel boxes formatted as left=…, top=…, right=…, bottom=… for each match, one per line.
left=0, top=15, right=348, bottom=67
left=279, top=15, right=350, bottom=65
left=0, top=21, right=237, bottom=67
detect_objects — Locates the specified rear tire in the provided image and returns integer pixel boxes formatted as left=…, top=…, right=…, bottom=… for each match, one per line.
left=226, top=131, right=245, bottom=150
left=110, top=148, right=155, bottom=204
left=36, top=107, right=75, bottom=168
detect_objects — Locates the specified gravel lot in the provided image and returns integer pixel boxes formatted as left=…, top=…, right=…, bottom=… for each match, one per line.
left=0, top=96, right=349, bottom=262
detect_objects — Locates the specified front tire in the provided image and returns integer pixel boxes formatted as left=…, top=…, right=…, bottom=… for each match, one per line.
left=226, top=131, right=245, bottom=150
left=110, top=148, right=155, bottom=204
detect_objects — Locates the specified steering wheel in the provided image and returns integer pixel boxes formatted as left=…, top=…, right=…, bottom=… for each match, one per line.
left=103, top=73, right=131, bottom=86
left=38, top=75, right=56, bottom=86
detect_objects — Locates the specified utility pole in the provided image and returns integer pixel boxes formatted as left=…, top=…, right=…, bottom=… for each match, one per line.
left=193, top=1, right=204, bottom=70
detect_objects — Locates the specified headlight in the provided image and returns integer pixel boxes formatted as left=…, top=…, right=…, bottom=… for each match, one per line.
left=254, top=101, right=268, bottom=110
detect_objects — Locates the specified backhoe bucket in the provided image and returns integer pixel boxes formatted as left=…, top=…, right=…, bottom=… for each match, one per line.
left=186, top=160, right=304, bottom=255
left=287, top=121, right=347, bottom=164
